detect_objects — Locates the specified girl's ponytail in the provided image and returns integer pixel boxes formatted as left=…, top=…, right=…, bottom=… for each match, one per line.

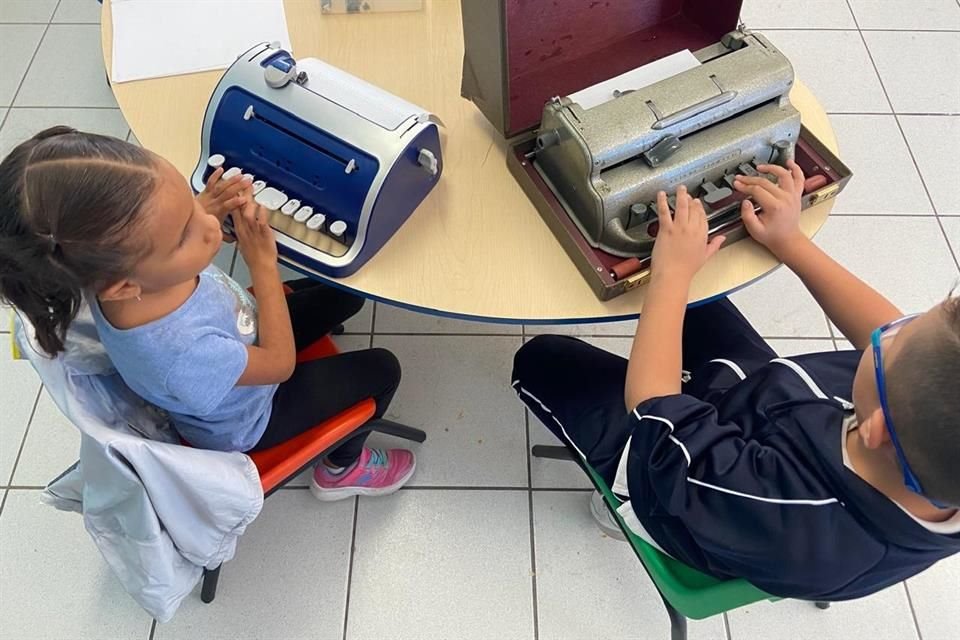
left=0, top=126, right=157, bottom=355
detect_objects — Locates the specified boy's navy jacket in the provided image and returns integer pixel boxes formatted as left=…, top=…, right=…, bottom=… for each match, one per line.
left=623, top=349, right=960, bottom=600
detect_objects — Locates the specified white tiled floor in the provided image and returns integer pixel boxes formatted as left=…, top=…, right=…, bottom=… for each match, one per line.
left=0, top=1, right=958, bottom=639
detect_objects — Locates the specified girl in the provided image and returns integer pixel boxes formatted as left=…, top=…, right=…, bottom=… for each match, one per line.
left=0, top=126, right=415, bottom=500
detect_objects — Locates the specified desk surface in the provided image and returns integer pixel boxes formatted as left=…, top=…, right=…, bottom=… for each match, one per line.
left=101, top=0, right=837, bottom=323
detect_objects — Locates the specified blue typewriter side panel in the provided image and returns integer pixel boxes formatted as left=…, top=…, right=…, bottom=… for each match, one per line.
left=210, top=87, right=379, bottom=235
left=328, top=124, right=443, bottom=278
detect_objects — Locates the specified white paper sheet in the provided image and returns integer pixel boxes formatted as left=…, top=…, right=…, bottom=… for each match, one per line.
left=298, top=59, right=427, bottom=130
left=111, top=0, right=292, bottom=83
left=569, top=50, right=701, bottom=110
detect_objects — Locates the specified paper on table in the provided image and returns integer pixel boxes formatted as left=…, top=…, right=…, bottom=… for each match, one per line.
left=111, top=0, right=292, bottom=83
left=569, top=50, right=701, bottom=110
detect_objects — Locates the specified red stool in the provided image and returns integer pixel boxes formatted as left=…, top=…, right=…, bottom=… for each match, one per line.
left=199, top=332, right=425, bottom=603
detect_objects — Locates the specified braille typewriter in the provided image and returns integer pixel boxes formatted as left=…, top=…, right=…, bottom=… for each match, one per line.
left=191, top=43, right=443, bottom=278
left=460, top=0, right=851, bottom=300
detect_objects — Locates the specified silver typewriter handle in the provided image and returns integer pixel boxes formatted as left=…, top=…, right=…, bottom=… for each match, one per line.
left=651, top=91, right=737, bottom=131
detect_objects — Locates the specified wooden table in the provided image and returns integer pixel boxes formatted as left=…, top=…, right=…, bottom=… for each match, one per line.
left=101, top=0, right=837, bottom=324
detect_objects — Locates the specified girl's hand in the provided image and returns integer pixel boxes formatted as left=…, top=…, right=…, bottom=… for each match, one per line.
left=650, top=186, right=726, bottom=284
left=234, top=199, right=278, bottom=271
left=733, top=160, right=805, bottom=258
left=197, top=168, right=250, bottom=225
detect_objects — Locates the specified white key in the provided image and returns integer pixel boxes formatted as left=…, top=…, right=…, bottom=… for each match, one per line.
left=254, top=186, right=288, bottom=210
left=251, top=180, right=267, bottom=195
left=207, top=154, right=226, bottom=169
left=294, top=207, right=314, bottom=224
left=329, top=220, right=347, bottom=237
left=306, top=212, right=326, bottom=230
left=295, top=206, right=315, bottom=224
left=281, top=199, right=302, bottom=217
left=223, top=167, right=242, bottom=180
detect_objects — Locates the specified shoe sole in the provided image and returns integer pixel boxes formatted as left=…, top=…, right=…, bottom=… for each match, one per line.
left=590, top=492, right=627, bottom=542
left=309, top=458, right=417, bottom=502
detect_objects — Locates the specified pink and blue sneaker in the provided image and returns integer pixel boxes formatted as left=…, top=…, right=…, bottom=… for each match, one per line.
left=310, top=447, right=416, bottom=502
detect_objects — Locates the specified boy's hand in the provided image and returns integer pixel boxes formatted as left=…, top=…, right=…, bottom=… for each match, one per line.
left=234, top=199, right=278, bottom=272
left=197, top=168, right=250, bottom=225
left=650, top=186, right=726, bottom=284
left=734, top=161, right=805, bottom=258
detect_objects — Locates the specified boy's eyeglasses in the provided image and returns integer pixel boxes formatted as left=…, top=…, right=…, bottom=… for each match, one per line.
left=871, top=314, right=946, bottom=508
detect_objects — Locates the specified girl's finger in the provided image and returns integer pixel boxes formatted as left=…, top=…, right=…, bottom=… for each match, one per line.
left=205, top=168, right=224, bottom=192
left=740, top=200, right=762, bottom=236
left=734, top=176, right=783, bottom=200
left=787, top=160, right=805, bottom=196
left=757, top=164, right=794, bottom=197
left=734, top=180, right=780, bottom=212
left=674, top=186, right=690, bottom=225
left=656, top=191, right=673, bottom=230
left=706, top=234, right=726, bottom=258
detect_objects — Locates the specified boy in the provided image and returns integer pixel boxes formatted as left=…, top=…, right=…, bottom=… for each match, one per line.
left=512, top=162, right=960, bottom=600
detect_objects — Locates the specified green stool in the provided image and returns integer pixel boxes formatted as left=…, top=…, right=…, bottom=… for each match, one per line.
left=532, top=445, right=830, bottom=640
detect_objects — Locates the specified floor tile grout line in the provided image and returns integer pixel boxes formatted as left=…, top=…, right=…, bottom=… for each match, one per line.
left=0, top=23, right=953, bottom=32
left=368, top=332, right=839, bottom=340
left=754, top=27, right=960, bottom=33
left=277, top=485, right=595, bottom=492
left=4, top=384, right=43, bottom=486
left=0, top=19, right=51, bottom=128
left=829, top=213, right=942, bottom=217
left=340, top=496, right=360, bottom=640
left=933, top=216, right=960, bottom=273
left=825, top=111, right=960, bottom=116
left=844, top=2, right=960, bottom=274
left=2, top=105, right=124, bottom=110
left=827, top=317, right=840, bottom=351
left=527, top=486, right=540, bottom=640
left=845, top=1, right=942, bottom=223
left=523, top=399, right=541, bottom=640
left=0, top=384, right=43, bottom=517
left=902, top=582, right=925, bottom=640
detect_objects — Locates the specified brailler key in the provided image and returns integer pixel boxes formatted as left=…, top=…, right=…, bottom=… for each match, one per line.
left=737, top=163, right=758, bottom=177
left=700, top=182, right=733, bottom=207
left=306, top=213, right=326, bottom=230
left=329, top=220, right=347, bottom=238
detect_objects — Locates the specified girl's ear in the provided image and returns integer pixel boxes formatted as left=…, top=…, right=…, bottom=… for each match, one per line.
left=859, top=408, right=891, bottom=450
left=98, top=278, right=142, bottom=302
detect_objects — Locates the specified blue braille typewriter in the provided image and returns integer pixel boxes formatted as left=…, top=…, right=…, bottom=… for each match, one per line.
left=191, top=43, right=443, bottom=278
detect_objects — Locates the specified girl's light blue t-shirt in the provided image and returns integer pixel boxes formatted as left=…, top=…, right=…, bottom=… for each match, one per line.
left=89, top=266, right=277, bottom=451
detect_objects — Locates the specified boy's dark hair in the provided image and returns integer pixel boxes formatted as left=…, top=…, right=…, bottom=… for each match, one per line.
left=0, top=126, right=157, bottom=355
left=887, top=294, right=960, bottom=507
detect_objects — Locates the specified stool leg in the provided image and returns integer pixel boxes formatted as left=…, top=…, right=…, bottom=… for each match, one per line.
left=815, top=601, right=831, bottom=610
left=663, top=599, right=688, bottom=640
left=369, top=419, right=426, bottom=443
left=201, top=566, right=222, bottom=604
left=531, top=445, right=574, bottom=460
